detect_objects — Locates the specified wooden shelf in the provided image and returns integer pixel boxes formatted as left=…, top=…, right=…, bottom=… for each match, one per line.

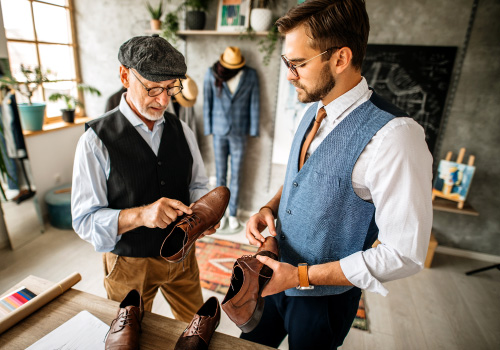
left=23, top=117, right=90, bottom=137
left=145, top=29, right=269, bottom=37
left=432, top=197, right=479, bottom=216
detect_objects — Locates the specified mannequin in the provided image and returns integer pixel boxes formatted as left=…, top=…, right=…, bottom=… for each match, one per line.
left=203, top=47, right=260, bottom=230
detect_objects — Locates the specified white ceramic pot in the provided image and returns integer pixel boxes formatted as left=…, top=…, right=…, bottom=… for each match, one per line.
left=250, top=8, right=273, bottom=32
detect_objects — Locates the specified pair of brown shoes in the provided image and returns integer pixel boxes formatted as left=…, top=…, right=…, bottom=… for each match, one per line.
left=222, top=236, right=279, bottom=333
left=105, top=290, right=143, bottom=350
left=160, top=186, right=230, bottom=263
left=105, top=290, right=220, bottom=350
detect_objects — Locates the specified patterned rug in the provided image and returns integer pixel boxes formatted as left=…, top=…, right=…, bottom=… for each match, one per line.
left=195, top=237, right=368, bottom=331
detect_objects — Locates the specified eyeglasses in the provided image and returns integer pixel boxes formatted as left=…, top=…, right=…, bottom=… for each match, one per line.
left=281, top=47, right=341, bottom=77
left=129, top=68, right=183, bottom=97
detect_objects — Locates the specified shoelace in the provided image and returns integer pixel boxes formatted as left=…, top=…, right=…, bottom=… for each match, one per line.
left=184, top=316, right=201, bottom=336
left=103, top=309, right=141, bottom=342
left=229, top=256, right=272, bottom=291
left=178, top=214, right=201, bottom=270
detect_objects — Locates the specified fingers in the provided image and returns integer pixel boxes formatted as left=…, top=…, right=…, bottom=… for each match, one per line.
left=246, top=215, right=265, bottom=246
left=256, top=255, right=278, bottom=270
left=142, top=198, right=192, bottom=229
left=167, top=199, right=192, bottom=215
left=265, top=215, right=277, bottom=236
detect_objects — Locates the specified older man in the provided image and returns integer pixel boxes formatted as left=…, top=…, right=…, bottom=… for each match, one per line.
left=72, top=34, right=212, bottom=322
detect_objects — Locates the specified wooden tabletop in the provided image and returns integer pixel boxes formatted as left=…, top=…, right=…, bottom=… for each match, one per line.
left=0, top=276, right=274, bottom=349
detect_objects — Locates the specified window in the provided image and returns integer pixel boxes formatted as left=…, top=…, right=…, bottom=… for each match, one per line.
left=1, top=0, right=81, bottom=122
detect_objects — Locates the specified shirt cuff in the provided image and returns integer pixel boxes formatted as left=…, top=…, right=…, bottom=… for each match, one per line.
left=92, top=208, right=122, bottom=252
left=340, top=251, right=389, bottom=296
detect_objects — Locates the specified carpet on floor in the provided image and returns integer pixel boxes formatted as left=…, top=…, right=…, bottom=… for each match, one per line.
left=195, top=237, right=368, bottom=331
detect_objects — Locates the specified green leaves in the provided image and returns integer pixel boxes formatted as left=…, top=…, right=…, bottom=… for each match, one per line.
left=0, top=64, right=54, bottom=105
left=146, top=0, right=164, bottom=20
left=48, top=84, right=101, bottom=110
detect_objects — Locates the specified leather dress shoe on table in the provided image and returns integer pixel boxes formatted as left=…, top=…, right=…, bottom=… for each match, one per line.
left=105, top=289, right=144, bottom=350
left=222, top=236, right=279, bottom=333
left=174, top=296, right=221, bottom=350
left=160, top=186, right=230, bottom=263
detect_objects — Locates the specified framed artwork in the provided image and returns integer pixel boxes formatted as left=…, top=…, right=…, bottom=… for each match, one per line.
left=216, top=0, right=251, bottom=32
left=433, top=160, right=476, bottom=202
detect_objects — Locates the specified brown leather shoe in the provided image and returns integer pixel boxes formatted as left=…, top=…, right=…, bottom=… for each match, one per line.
left=160, top=186, right=230, bottom=263
left=105, top=289, right=144, bottom=350
left=222, top=236, right=279, bottom=333
left=174, top=297, right=221, bottom=350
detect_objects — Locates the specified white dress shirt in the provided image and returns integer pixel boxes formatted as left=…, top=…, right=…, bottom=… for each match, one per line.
left=306, top=77, right=433, bottom=296
left=71, top=94, right=209, bottom=252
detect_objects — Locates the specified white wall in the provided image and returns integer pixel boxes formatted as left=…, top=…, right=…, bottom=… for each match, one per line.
left=25, top=125, right=84, bottom=216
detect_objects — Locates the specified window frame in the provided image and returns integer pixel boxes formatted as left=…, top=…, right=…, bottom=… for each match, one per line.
left=3, top=0, right=83, bottom=124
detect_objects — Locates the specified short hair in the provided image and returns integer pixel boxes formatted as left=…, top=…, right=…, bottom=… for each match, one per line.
left=276, top=0, right=370, bottom=70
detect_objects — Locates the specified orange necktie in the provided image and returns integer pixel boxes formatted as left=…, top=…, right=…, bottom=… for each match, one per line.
left=299, top=107, right=327, bottom=169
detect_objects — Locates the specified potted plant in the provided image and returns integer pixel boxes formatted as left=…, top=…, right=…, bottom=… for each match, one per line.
left=0, top=64, right=53, bottom=132
left=250, top=0, right=277, bottom=32
left=146, top=0, right=164, bottom=30
left=48, top=84, right=101, bottom=123
left=182, top=0, right=211, bottom=30
left=161, top=11, right=180, bottom=45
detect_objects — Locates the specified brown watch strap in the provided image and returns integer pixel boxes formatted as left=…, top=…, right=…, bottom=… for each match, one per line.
left=298, top=263, right=310, bottom=287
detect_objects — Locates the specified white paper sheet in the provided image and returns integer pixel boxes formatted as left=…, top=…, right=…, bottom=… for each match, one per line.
left=27, top=310, right=108, bottom=350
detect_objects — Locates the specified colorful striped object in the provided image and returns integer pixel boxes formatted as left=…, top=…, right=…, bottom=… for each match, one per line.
left=0, top=287, right=37, bottom=317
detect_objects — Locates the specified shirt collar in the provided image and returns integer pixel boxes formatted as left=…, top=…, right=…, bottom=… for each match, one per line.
left=318, top=77, right=369, bottom=120
left=118, top=92, right=165, bottom=129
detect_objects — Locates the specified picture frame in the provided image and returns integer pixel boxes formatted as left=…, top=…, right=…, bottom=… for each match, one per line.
left=216, top=0, right=251, bottom=32
left=433, top=160, right=476, bottom=202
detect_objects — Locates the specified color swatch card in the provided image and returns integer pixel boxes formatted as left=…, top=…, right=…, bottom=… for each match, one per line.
left=0, top=286, right=37, bottom=317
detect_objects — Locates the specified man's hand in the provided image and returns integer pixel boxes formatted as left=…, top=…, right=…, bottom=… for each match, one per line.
left=256, top=255, right=299, bottom=297
left=200, top=221, right=221, bottom=237
left=140, top=197, right=192, bottom=229
left=246, top=209, right=277, bottom=247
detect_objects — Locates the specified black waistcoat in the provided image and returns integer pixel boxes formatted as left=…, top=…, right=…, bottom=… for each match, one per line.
left=86, top=109, right=192, bottom=257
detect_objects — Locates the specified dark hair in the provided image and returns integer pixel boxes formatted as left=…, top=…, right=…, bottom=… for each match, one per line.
left=276, top=0, right=370, bottom=70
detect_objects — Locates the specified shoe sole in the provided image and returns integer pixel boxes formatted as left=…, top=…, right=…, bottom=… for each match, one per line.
left=237, top=294, right=265, bottom=333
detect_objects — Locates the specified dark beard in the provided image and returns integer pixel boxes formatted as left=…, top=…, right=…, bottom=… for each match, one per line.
left=295, top=64, right=336, bottom=103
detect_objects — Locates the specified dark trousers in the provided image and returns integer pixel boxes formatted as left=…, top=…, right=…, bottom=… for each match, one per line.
left=240, top=287, right=361, bottom=350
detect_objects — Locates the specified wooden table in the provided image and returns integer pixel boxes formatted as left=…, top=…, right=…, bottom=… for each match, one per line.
left=0, top=275, right=274, bottom=349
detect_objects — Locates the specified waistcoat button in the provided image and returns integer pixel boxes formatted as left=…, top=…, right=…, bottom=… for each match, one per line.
left=286, top=209, right=291, bottom=214
left=158, top=161, right=162, bottom=166
left=293, top=182, right=298, bottom=187
left=160, top=180, right=165, bottom=185
left=280, top=234, right=285, bottom=240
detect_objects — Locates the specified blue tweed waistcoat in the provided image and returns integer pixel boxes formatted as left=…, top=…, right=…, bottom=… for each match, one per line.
left=277, top=91, right=408, bottom=296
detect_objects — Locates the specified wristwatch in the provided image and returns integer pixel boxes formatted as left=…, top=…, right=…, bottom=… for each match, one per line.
left=296, top=263, right=314, bottom=290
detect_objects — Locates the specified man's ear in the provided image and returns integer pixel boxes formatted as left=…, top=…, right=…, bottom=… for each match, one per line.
left=333, top=47, right=353, bottom=74
left=119, top=65, right=130, bottom=88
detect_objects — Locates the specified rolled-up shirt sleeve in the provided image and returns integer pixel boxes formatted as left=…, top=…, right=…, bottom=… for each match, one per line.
left=71, top=129, right=121, bottom=252
left=340, top=119, right=433, bottom=296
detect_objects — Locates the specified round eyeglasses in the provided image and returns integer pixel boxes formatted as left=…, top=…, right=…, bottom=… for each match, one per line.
left=281, top=47, right=341, bottom=78
left=129, top=68, right=183, bottom=97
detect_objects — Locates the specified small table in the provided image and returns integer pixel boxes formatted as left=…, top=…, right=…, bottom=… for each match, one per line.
left=0, top=275, right=274, bottom=349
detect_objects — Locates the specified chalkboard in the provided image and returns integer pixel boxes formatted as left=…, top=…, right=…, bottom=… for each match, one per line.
left=362, top=44, right=457, bottom=155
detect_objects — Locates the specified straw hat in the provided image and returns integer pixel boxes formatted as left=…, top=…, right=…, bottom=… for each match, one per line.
left=219, top=46, right=246, bottom=69
left=175, top=75, right=198, bottom=108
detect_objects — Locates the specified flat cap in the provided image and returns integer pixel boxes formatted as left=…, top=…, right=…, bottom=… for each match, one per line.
left=118, top=34, right=186, bottom=82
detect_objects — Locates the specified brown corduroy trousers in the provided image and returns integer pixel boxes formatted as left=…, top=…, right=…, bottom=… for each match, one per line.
left=103, top=248, right=203, bottom=322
